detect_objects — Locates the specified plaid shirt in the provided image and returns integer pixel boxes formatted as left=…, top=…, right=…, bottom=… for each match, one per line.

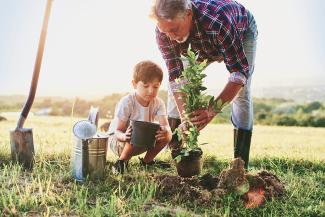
left=156, top=0, right=253, bottom=87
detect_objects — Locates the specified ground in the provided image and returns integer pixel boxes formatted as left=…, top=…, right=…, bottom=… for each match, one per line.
left=0, top=116, right=324, bottom=216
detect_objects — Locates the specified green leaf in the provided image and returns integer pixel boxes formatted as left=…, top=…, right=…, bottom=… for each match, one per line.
left=216, top=98, right=223, bottom=108
left=174, top=155, right=182, bottom=163
left=177, top=47, right=211, bottom=152
left=199, top=143, right=208, bottom=146
left=208, top=96, right=215, bottom=105
left=213, top=98, right=223, bottom=113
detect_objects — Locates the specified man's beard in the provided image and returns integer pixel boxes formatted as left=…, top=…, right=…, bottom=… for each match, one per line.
left=175, top=33, right=190, bottom=43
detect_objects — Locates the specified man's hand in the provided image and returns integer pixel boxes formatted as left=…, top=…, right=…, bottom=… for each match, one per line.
left=155, top=125, right=172, bottom=144
left=190, top=106, right=217, bottom=131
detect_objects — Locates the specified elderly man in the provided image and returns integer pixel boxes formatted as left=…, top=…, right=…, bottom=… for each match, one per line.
left=151, top=0, right=258, bottom=169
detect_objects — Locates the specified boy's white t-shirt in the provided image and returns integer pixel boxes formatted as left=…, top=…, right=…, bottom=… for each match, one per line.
left=107, top=92, right=167, bottom=134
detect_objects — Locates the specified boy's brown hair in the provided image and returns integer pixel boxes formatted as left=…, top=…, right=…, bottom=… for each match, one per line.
left=133, top=60, right=163, bottom=83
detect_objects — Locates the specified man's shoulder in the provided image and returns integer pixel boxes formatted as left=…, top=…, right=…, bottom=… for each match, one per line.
left=192, top=0, right=224, bottom=30
left=192, top=0, right=236, bottom=23
left=192, top=0, right=224, bottom=14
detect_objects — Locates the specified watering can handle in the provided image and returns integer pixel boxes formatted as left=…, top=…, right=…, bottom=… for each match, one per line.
left=88, top=107, right=99, bottom=128
left=16, top=0, right=53, bottom=129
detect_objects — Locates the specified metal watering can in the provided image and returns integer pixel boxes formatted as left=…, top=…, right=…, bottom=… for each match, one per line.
left=71, top=107, right=108, bottom=181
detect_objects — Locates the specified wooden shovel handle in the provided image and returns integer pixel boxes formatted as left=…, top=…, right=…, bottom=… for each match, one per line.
left=17, top=0, right=53, bottom=129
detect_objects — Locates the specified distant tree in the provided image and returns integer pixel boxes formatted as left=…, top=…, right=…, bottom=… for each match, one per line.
left=256, top=112, right=267, bottom=120
left=275, top=115, right=298, bottom=126
left=312, top=116, right=325, bottom=127
left=303, top=101, right=323, bottom=113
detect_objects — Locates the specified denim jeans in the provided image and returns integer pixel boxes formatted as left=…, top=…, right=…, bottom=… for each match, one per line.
left=167, top=12, right=258, bottom=131
left=231, top=12, right=257, bottom=131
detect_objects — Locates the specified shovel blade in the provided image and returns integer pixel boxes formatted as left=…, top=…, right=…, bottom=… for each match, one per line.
left=10, top=128, right=35, bottom=170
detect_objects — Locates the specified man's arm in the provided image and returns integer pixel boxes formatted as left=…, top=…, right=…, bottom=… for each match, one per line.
left=156, top=27, right=187, bottom=119
left=188, top=11, right=250, bottom=130
left=191, top=81, right=242, bottom=130
left=216, top=81, right=243, bottom=106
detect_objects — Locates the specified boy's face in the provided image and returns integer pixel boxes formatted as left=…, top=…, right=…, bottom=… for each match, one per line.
left=132, top=79, right=161, bottom=105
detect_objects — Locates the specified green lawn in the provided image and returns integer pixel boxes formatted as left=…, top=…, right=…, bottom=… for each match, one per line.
left=0, top=116, right=324, bottom=216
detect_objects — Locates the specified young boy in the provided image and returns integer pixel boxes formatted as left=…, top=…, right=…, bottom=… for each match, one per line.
left=107, top=60, right=172, bottom=174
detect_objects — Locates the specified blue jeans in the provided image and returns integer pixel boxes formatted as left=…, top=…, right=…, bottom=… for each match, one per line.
left=231, top=12, right=257, bottom=131
left=167, top=12, right=258, bottom=131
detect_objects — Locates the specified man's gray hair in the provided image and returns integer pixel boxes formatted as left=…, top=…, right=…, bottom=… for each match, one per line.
left=151, top=0, right=192, bottom=20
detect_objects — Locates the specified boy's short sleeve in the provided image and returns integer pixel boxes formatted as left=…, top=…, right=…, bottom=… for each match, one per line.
left=155, top=98, right=167, bottom=117
left=115, top=95, right=133, bottom=122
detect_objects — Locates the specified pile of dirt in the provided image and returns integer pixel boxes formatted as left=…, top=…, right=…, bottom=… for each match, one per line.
left=154, top=174, right=216, bottom=205
left=154, top=158, right=285, bottom=208
left=255, top=170, right=286, bottom=199
left=218, top=157, right=249, bottom=195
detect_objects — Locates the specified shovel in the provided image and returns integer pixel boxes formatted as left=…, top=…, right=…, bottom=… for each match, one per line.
left=10, top=0, right=53, bottom=170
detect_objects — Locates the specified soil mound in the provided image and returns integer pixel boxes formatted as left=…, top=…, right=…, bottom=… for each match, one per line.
left=155, top=174, right=216, bottom=205
left=154, top=158, right=285, bottom=208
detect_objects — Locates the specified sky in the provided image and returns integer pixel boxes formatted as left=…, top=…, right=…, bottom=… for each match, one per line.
left=0, top=0, right=325, bottom=98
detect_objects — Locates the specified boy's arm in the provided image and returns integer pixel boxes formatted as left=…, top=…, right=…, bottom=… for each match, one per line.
left=115, top=119, right=131, bottom=142
left=156, top=116, right=172, bottom=144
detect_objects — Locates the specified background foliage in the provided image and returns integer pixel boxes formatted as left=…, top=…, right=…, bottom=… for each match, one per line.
left=1, top=94, right=325, bottom=127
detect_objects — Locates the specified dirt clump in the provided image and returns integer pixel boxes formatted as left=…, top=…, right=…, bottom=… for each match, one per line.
left=154, top=158, right=285, bottom=208
left=218, top=158, right=249, bottom=195
left=199, top=173, right=219, bottom=190
left=256, top=170, right=285, bottom=199
left=154, top=174, right=214, bottom=205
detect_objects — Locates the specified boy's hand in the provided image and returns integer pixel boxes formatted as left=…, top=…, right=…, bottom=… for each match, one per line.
left=155, top=125, right=172, bottom=144
left=116, top=126, right=132, bottom=142
left=124, top=125, right=132, bottom=142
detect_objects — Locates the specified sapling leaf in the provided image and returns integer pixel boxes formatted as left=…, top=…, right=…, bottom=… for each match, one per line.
left=173, top=48, right=211, bottom=161
left=216, top=98, right=223, bottom=108
left=213, top=98, right=223, bottom=113
left=175, top=155, right=182, bottom=163
left=209, top=95, right=215, bottom=105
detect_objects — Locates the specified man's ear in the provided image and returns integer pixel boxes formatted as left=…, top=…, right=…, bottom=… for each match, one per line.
left=186, top=9, right=193, bottom=18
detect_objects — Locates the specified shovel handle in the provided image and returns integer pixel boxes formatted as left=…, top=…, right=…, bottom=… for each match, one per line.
left=17, top=0, right=53, bottom=129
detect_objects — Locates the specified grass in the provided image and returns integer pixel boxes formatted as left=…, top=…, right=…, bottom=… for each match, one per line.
left=0, top=115, right=325, bottom=216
